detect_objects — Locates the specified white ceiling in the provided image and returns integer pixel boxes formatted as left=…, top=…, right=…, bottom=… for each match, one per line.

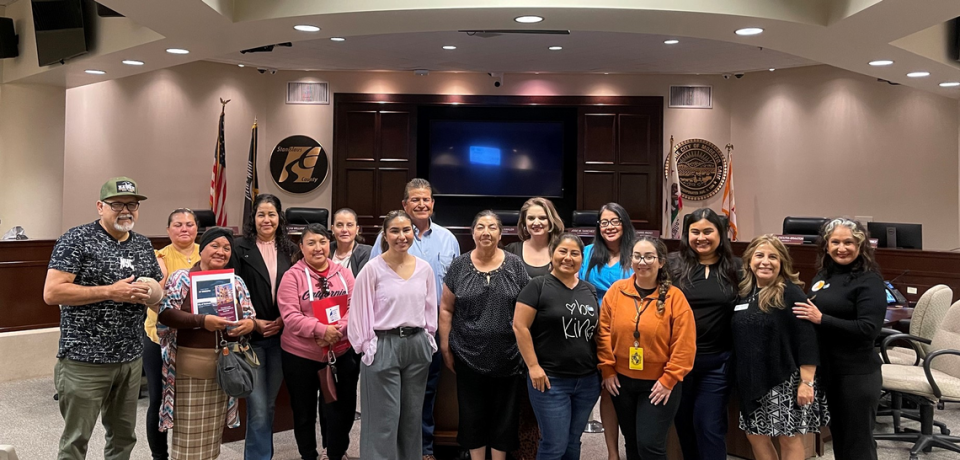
left=211, top=31, right=816, bottom=75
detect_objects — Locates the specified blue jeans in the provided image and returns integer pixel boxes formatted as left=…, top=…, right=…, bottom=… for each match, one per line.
left=674, top=351, right=731, bottom=460
left=244, top=337, right=284, bottom=460
left=527, top=372, right=601, bottom=460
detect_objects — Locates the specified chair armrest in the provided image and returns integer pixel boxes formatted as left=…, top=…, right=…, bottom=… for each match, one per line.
left=878, top=327, right=900, bottom=338
left=880, top=333, right=930, bottom=365
left=923, top=349, right=960, bottom=400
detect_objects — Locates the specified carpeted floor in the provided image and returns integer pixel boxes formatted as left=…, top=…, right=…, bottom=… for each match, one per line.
left=0, top=377, right=957, bottom=459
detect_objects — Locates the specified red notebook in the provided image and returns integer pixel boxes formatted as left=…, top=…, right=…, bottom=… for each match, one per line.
left=311, top=295, right=350, bottom=355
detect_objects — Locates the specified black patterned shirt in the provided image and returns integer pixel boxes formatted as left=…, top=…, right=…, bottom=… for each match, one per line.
left=48, top=221, right=162, bottom=363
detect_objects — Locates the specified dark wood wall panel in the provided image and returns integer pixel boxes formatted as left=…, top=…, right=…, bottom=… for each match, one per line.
left=343, top=111, right=377, bottom=160
left=583, top=114, right=616, bottom=164
left=380, top=111, right=413, bottom=161
left=619, top=114, right=654, bottom=166
left=379, top=169, right=410, bottom=216
left=582, top=171, right=616, bottom=211
left=344, top=169, right=377, bottom=218
left=620, top=172, right=655, bottom=225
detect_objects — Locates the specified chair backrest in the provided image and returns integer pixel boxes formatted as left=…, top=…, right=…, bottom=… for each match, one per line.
left=910, top=285, right=953, bottom=355
left=286, top=208, right=329, bottom=227
left=493, top=210, right=520, bottom=227
left=194, top=210, right=217, bottom=229
left=782, top=216, right=828, bottom=244
left=572, top=210, right=598, bottom=227
left=929, top=299, right=960, bottom=379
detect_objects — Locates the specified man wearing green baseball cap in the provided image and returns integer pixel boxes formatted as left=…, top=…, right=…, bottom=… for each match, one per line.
left=43, top=176, right=162, bottom=459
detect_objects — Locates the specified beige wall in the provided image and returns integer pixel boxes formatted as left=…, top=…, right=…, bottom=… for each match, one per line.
left=45, top=61, right=960, bottom=249
left=0, top=83, right=66, bottom=238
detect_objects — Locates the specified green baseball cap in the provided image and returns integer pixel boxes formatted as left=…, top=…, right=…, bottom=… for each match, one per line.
left=100, top=176, right=148, bottom=201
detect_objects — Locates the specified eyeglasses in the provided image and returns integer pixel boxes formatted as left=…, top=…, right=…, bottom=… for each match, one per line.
left=631, top=254, right=659, bottom=263
left=599, top=218, right=622, bottom=228
left=102, top=201, right=140, bottom=212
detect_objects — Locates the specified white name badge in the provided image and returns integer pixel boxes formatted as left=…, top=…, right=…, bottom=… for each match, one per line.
left=734, top=303, right=749, bottom=311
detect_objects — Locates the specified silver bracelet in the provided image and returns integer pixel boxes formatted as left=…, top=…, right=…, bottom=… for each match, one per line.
left=802, top=380, right=815, bottom=388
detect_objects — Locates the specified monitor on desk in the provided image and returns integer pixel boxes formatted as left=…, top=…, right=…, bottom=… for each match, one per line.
left=867, top=222, right=922, bottom=250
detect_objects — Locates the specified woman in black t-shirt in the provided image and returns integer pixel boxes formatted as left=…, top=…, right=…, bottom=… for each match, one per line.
left=792, top=218, right=886, bottom=460
left=514, top=233, right=601, bottom=460
left=667, top=208, right=740, bottom=460
left=439, top=210, right=531, bottom=460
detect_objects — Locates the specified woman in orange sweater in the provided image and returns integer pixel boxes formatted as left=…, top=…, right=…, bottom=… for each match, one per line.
left=597, top=236, right=697, bottom=460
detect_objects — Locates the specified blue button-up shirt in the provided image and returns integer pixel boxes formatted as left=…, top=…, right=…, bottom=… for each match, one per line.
left=370, top=220, right=461, bottom=301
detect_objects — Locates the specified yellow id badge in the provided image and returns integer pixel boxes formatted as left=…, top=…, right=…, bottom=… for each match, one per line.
left=629, top=347, right=644, bottom=370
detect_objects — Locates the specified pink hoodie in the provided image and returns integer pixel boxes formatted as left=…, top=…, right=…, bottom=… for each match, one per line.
left=278, top=259, right=355, bottom=362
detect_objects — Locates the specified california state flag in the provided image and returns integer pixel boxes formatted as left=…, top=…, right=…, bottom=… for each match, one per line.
left=663, top=137, right=683, bottom=238
left=722, top=150, right=738, bottom=241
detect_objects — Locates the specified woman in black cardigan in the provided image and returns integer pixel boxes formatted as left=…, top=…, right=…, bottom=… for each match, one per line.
left=231, top=193, right=297, bottom=460
left=733, top=235, right=827, bottom=460
left=793, top=218, right=886, bottom=460
left=330, top=207, right=372, bottom=277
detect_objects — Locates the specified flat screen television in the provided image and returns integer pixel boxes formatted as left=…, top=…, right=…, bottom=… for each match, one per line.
left=427, top=120, right=565, bottom=197
left=867, top=221, right=922, bottom=250
left=32, top=0, right=87, bottom=66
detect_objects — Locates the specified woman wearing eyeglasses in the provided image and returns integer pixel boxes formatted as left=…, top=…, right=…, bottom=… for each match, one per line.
left=580, top=202, right=637, bottom=460
left=596, top=237, right=696, bottom=460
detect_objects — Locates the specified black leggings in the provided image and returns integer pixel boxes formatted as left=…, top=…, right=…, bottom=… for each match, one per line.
left=824, top=370, right=882, bottom=460
left=281, top=348, right=360, bottom=460
left=142, top=335, right=167, bottom=460
left=610, top=375, right=683, bottom=460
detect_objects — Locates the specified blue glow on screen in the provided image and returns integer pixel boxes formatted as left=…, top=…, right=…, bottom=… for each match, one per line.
left=469, top=146, right=501, bottom=166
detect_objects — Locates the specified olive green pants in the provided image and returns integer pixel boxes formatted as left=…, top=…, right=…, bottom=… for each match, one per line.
left=54, top=357, right=142, bottom=460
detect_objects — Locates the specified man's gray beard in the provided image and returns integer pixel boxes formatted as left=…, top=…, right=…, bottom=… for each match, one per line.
left=113, top=218, right=135, bottom=233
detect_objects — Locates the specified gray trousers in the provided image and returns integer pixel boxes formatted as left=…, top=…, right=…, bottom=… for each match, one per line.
left=359, top=330, right=432, bottom=460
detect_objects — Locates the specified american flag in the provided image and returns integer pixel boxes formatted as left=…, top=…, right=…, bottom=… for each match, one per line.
left=210, top=99, right=230, bottom=226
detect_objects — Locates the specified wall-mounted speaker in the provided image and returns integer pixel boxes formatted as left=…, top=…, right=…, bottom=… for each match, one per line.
left=0, top=18, right=18, bottom=59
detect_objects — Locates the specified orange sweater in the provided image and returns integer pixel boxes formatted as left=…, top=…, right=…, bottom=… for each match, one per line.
left=596, top=276, right=697, bottom=389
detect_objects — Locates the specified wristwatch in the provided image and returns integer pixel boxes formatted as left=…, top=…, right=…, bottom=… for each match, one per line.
left=802, top=380, right=815, bottom=388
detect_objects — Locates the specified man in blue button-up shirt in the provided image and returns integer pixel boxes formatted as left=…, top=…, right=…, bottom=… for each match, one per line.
left=370, top=178, right=460, bottom=459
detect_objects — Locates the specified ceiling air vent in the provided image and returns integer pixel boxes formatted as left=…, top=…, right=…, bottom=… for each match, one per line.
left=286, top=81, right=329, bottom=105
left=669, top=85, right=712, bottom=109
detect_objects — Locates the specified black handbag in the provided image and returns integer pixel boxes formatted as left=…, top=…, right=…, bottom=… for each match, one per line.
left=215, top=331, right=260, bottom=398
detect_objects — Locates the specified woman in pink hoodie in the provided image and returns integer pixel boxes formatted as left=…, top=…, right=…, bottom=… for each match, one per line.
left=277, top=223, right=357, bottom=460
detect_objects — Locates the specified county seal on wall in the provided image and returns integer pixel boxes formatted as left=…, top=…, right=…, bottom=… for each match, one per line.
left=664, top=138, right=727, bottom=201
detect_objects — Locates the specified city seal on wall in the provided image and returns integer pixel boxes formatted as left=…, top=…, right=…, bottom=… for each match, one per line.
left=664, top=138, right=727, bottom=201
left=269, top=135, right=329, bottom=194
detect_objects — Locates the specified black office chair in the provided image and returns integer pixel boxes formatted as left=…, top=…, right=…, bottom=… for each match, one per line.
left=572, top=210, right=599, bottom=227
left=782, top=216, right=828, bottom=244
left=194, top=210, right=217, bottom=230
left=286, top=208, right=330, bottom=227
left=493, top=210, right=521, bottom=227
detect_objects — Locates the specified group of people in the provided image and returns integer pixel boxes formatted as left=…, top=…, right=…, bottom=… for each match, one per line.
left=43, top=176, right=887, bottom=460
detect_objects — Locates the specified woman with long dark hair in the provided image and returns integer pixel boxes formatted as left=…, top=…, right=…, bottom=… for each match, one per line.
left=792, top=218, right=885, bottom=460
left=580, top=202, right=636, bottom=460
left=597, top=236, right=696, bottom=460
left=232, top=193, right=298, bottom=459
left=667, top=209, right=740, bottom=460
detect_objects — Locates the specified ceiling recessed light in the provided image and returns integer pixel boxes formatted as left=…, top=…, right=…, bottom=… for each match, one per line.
left=515, top=15, right=544, bottom=24
left=330, top=37, right=345, bottom=42
left=769, top=68, right=775, bottom=72
left=442, top=45, right=457, bottom=50
left=940, top=82, right=960, bottom=87
left=735, top=28, right=764, bottom=36
left=604, top=72, right=609, bottom=75
left=238, top=64, right=245, bottom=68
left=548, top=46, right=562, bottom=51
left=85, top=69, right=105, bottom=75
left=166, top=48, right=189, bottom=55
left=293, top=25, right=320, bottom=32
left=907, top=71, right=930, bottom=78
left=869, top=60, right=894, bottom=66
left=663, top=39, right=679, bottom=45
left=122, top=60, right=143, bottom=66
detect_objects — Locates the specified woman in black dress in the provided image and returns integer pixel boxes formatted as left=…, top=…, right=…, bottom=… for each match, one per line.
left=439, top=210, right=531, bottom=460
left=733, top=235, right=828, bottom=460
left=793, top=218, right=886, bottom=460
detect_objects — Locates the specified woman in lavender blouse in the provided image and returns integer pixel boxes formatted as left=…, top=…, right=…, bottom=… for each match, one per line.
left=347, top=210, right=438, bottom=460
